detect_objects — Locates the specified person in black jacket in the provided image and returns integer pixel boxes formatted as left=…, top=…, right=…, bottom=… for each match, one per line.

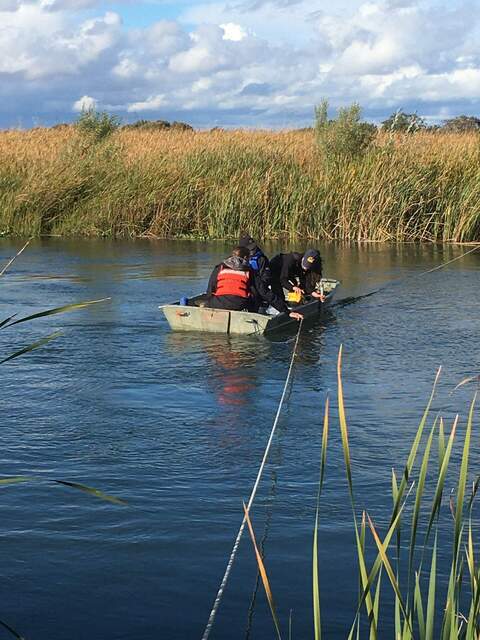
left=270, top=249, right=325, bottom=301
left=205, top=246, right=303, bottom=319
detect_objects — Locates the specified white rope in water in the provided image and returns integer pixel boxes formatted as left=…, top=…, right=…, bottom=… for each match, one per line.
left=0, top=239, right=31, bottom=277
left=201, top=318, right=304, bottom=640
left=378, top=244, right=480, bottom=292
left=417, top=244, right=480, bottom=277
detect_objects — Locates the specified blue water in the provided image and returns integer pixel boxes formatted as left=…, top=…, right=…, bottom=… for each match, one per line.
left=0, top=239, right=479, bottom=639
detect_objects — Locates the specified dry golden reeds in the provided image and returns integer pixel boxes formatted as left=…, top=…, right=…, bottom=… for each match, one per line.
left=0, top=127, right=479, bottom=241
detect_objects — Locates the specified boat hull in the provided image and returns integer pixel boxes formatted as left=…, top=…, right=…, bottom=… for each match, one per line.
left=160, top=279, right=339, bottom=336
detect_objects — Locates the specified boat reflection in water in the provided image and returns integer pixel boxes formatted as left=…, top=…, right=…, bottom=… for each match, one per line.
left=165, top=332, right=271, bottom=410
left=204, top=341, right=256, bottom=407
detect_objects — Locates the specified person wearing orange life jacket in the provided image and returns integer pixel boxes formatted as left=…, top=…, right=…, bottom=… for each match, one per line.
left=206, top=247, right=303, bottom=320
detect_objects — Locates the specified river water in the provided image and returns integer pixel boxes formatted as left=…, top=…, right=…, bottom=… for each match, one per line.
left=0, top=239, right=479, bottom=640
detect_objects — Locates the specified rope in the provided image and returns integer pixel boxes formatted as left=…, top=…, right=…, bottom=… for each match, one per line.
left=0, top=239, right=31, bottom=277
left=414, top=243, right=480, bottom=277
left=377, top=244, right=480, bottom=292
left=334, top=244, right=480, bottom=308
left=201, top=318, right=304, bottom=640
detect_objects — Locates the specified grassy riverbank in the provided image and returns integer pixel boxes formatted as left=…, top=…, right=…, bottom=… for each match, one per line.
left=0, top=127, right=479, bottom=241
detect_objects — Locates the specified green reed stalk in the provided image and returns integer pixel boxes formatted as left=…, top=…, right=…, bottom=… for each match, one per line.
left=239, top=347, right=480, bottom=639
left=337, top=346, right=377, bottom=639
left=313, top=397, right=329, bottom=640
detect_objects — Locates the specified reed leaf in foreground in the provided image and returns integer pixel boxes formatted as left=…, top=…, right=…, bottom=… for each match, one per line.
left=414, top=570, right=425, bottom=639
left=438, top=417, right=446, bottom=473
left=335, top=352, right=479, bottom=639
left=391, top=368, right=441, bottom=528
left=243, top=502, right=282, bottom=640
left=408, top=421, right=436, bottom=595
left=424, top=533, right=438, bottom=640
left=0, top=474, right=125, bottom=639
left=3, top=298, right=111, bottom=328
left=337, top=345, right=377, bottom=638
left=367, top=514, right=412, bottom=635
left=349, top=485, right=415, bottom=638
left=0, top=314, right=17, bottom=329
left=0, top=331, right=62, bottom=364
left=454, top=395, right=476, bottom=555
left=240, top=348, right=480, bottom=638
left=453, top=376, right=480, bottom=393
left=425, top=416, right=458, bottom=543
left=1, top=298, right=111, bottom=364
left=373, top=568, right=382, bottom=637
left=0, top=475, right=127, bottom=505
left=313, top=397, right=329, bottom=640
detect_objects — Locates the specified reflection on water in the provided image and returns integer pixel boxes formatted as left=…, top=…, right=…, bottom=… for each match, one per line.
left=166, top=332, right=267, bottom=408
left=0, top=238, right=479, bottom=640
left=204, top=342, right=256, bottom=407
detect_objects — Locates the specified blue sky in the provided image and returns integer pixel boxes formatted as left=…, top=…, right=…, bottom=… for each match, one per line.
left=0, top=0, right=479, bottom=128
left=83, top=2, right=186, bottom=29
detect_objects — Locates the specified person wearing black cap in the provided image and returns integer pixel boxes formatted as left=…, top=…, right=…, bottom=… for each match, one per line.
left=238, top=234, right=271, bottom=284
left=204, top=246, right=303, bottom=319
left=270, top=249, right=325, bottom=302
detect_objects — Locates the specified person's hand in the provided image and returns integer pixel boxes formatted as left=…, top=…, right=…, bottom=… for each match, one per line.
left=312, top=291, right=326, bottom=302
left=292, top=286, right=304, bottom=294
left=289, top=311, right=303, bottom=321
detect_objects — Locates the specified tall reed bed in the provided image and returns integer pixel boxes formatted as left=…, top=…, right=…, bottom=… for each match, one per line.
left=0, top=127, right=479, bottom=241
left=245, top=348, right=480, bottom=639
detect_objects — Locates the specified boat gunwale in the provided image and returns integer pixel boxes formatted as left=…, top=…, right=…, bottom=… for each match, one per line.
left=159, top=278, right=340, bottom=335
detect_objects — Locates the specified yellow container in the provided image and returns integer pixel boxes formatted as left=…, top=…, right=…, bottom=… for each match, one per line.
left=286, top=290, right=303, bottom=303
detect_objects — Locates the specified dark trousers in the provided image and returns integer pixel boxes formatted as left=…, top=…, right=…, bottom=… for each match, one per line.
left=194, top=294, right=253, bottom=311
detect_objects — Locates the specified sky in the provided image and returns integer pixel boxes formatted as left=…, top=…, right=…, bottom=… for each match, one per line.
left=0, top=0, right=479, bottom=128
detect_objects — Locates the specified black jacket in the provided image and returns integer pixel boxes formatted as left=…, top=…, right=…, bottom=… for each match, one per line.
left=248, top=251, right=271, bottom=286
left=270, top=252, right=322, bottom=294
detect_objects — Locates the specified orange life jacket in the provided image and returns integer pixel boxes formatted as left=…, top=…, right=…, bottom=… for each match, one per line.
left=214, top=267, right=251, bottom=298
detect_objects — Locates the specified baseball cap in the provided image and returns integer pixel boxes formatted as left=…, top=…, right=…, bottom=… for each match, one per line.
left=239, top=234, right=257, bottom=251
left=301, top=249, right=321, bottom=270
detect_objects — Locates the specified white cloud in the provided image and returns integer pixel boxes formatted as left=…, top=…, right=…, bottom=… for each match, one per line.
left=0, top=0, right=479, bottom=127
left=73, top=95, right=98, bottom=111
left=0, top=6, right=122, bottom=79
left=220, top=23, right=247, bottom=41
left=169, top=45, right=219, bottom=74
left=181, top=0, right=317, bottom=45
left=142, top=20, right=190, bottom=57
left=112, top=57, right=139, bottom=78
left=128, top=94, right=167, bottom=112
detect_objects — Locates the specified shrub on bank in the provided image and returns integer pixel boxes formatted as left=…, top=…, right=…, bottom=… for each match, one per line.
left=75, top=108, right=121, bottom=143
left=122, top=119, right=194, bottom=131
left=382, top=110, right=427, bottom=133
left=442, top=115, right=480, bottom=133
left=315, top=100, right=377, bottom=164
